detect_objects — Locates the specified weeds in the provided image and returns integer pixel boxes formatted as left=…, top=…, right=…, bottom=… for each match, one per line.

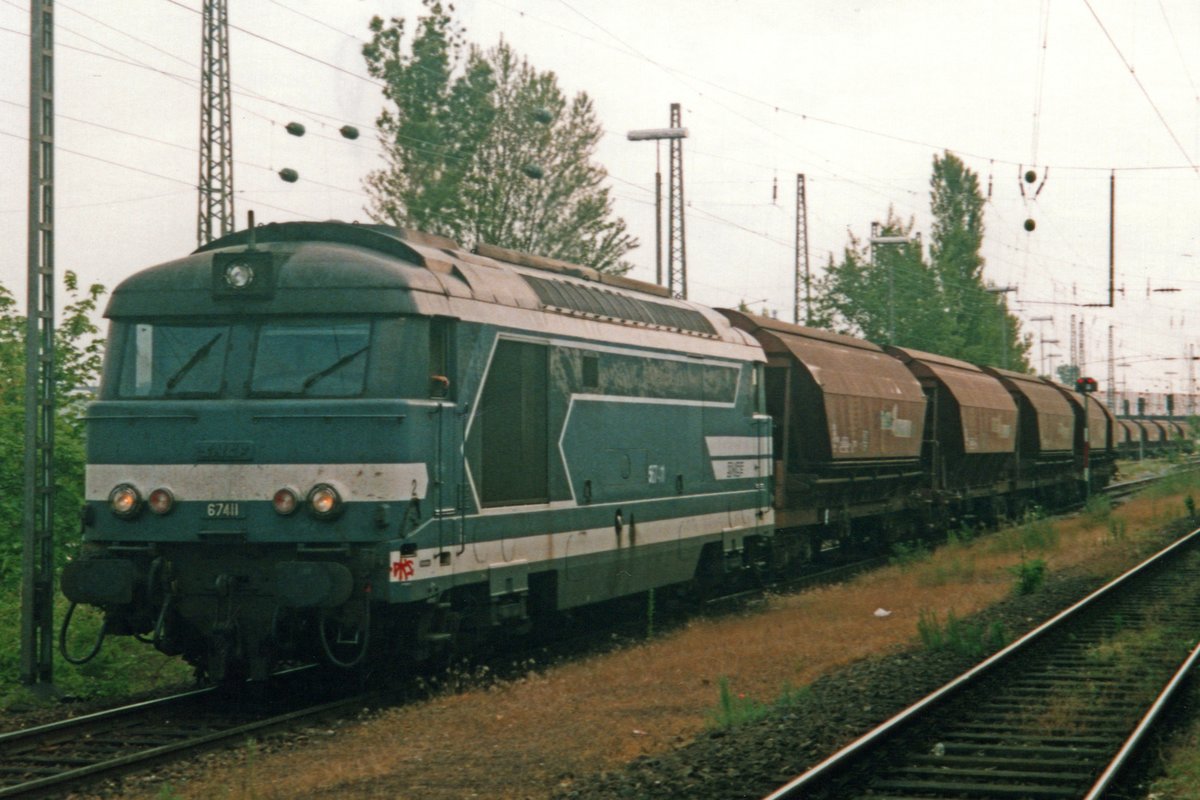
left=918, top=556, right=976, bottom=587
left=1148, top=469, right=1200, bottom=499
left=991, top=508, right=1058, bottom=554
left=1083, top=494, right=1113, bottom=525
left=1009, top=558, right=1048, bottom=595
left=889, top=539, right=931, bottom=568
left=946, top=524, right=976, bottom=548
left=1106, top=516, right=1127, bottom=543
left=706, top=676, right=812, bottom=730
left=917, top=609, right=1006, bottom=659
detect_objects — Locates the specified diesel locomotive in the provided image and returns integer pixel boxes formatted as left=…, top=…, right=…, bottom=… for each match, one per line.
left=62, top=221, right=1111, bottom=681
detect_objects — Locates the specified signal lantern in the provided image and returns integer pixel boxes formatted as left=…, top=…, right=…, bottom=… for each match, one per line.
left=148, top=488, right=175, bottom=516
left=1075, top=376, right=1098, bottom=394
left=273, top=488, right=299, bottom=516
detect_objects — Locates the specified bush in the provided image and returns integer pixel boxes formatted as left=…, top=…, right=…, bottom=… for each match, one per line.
left=917, top=609, right=1006, bottom=659
left=1010, top=558, right=1048, bottom=596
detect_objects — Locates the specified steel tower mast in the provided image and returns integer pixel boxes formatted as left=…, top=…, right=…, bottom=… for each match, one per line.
left=198, top=0, right=234, bottom=246
left=22, top=0, right=55, bottom=688
left=794, top=174, right=810, bottom=325
left=667, top=103, right=687, bottom=299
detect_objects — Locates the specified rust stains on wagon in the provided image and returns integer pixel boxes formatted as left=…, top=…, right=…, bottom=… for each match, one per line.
left=886, top=347, right=1017, bottom=455
left=719, top=311, right=926, bottom=464
left=981, top=366, right=1076, bottom=455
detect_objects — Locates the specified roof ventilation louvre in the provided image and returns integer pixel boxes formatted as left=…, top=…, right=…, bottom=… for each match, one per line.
left=523, top=274, right=715, bottom=336
left=474, top=242, right=670, bottom=298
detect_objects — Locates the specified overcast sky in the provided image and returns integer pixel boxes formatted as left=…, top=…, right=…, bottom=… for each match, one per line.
left=2, top=0, right=1199, bottom=398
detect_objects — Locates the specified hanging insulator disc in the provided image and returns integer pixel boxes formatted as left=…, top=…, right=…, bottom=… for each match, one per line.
left=1023, top=218, right=1036, bottom=232
left=279, top=168, right=299, bottom=183
left=339, top=125, right=360, bottom=140
left=522, top=163, right=545, bottom=180
left=285, top=122, right=306, bottom=137
left=1024, top=169, right=1037, bottom=184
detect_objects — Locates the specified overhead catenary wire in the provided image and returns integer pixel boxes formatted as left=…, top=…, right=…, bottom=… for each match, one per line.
left=2, top=0, right=1198, bottom=383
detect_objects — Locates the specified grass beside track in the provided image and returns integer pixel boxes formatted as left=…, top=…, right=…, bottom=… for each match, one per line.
left=110, top=468, right=1200, bottom=800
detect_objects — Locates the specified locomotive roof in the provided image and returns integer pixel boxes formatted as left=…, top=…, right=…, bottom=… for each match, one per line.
left=105, top=220, right=759, bottom=357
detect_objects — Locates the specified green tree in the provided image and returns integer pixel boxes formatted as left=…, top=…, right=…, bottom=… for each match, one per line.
left=928, top=151, right=1031, bottom=370
left=362, top=3, right=496, bottom=239
left=813, top=153, right=1032, bottom=370
left=363, top=2, right=637, bottom=272
left=0, top=277, right=186, bottom=701
left=812, top=210, right=952, bottom=353
left=0, top=273, right=105, bottom=578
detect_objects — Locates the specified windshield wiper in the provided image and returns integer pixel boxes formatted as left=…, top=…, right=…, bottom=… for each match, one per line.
left=300, top=345, right=369, bottom=392
left=165, top=333, right=223, bottom=391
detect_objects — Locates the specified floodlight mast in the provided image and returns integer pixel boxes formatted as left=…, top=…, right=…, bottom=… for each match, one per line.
left=627, top=123, right=689, bottom=293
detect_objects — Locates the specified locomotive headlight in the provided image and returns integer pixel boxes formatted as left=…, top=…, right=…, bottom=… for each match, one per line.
left=223, top=261, right=255, bottom=289
left=273, top=487, right=299, bottom=516
left=109, top=484, right=142, bottom=518
left=148, top=487, right=175, bottom=516
left=307, top=484, right=342, bottom=519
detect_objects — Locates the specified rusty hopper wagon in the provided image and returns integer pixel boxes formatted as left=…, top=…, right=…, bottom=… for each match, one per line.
left=887, top=347, right=1018, bottom=525
left=720, top=312, right=928, bottom=550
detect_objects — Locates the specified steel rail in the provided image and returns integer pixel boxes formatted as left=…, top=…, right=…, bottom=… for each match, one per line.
left=1082, top=636, right=1200, bottom=800
left=0, top=695, right=359, bottom=798
left=763, top=524, right=1200, bottom=800
left=0, top=684, right=215, bottom=748
left=0, top=665, right=338, bottom=798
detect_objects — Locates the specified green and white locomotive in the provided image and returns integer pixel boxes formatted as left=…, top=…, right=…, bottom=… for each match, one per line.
left=63, top=222, right=774, bottom=680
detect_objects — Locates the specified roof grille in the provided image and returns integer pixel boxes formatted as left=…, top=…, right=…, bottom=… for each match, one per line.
left=523, top=275, right=715, bottom=336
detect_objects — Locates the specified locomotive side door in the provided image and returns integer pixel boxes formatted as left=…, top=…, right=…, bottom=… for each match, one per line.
left=429, top=317, right=465, bottom=554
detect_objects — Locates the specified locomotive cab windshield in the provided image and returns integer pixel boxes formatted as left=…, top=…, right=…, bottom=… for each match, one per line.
left=104, top=316, right=413, bottom=400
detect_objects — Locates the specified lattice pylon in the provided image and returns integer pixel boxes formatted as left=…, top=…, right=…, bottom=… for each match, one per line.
left=198, top=0, right=234, bottom=245
left=667, top=103, right=687, bottom=300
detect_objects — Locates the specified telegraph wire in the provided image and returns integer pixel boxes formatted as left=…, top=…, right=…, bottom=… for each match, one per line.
left=160, top=0, right=381, bottom=88
left=5, top=3, right=1198, bottom=334
left=266, top=0, right=364, bottom=43
left=1081, top=0, right=1199, bottom=174
left=5, top=0, right=1200, bottom=180
left=1157, top=0, right=1200, bottom=104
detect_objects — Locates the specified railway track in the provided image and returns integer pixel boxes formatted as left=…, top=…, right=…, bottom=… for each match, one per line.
left=0, top=668, right=363, bottom=798
left=763, top=525, right=1200, bottom=800
left=2, top=466, right=1183, bottom=798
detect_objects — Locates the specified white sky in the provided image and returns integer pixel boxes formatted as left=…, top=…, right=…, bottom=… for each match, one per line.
left=2, top=0, right=1199, bottom=399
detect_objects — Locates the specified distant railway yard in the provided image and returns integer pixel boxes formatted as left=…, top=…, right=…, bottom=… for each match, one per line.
left=0, top=461, right=1193, bottom=799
